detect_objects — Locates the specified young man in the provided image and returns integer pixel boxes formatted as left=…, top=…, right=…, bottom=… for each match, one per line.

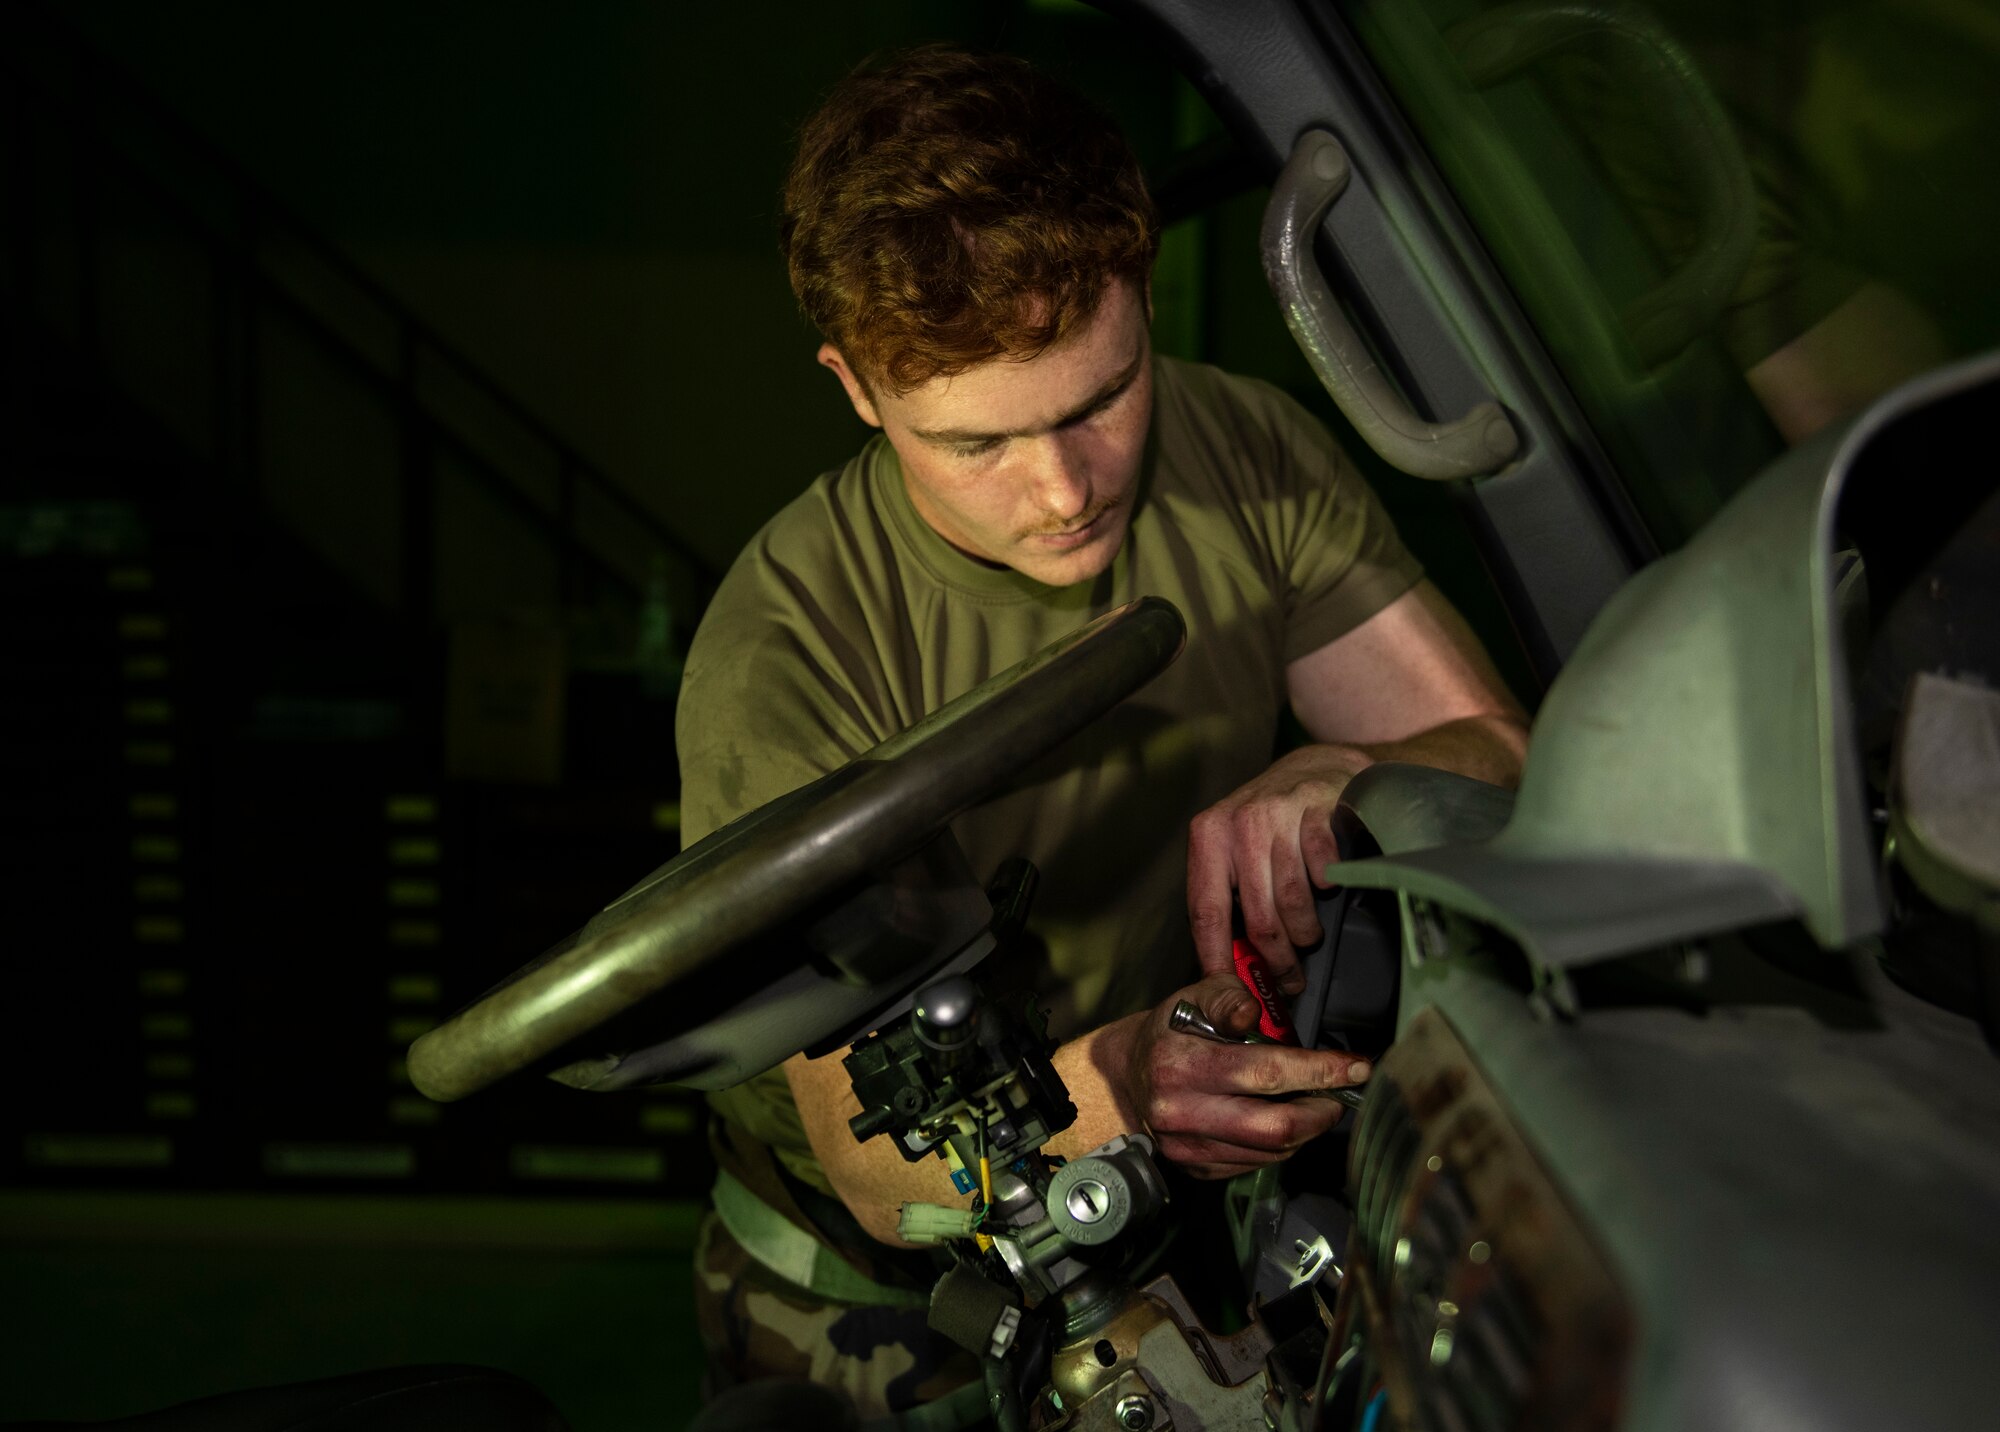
left=677, top=46, right=1527, bottom=1416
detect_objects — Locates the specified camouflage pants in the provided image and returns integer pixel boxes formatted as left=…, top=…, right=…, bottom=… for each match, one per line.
left=692, top=1211, right=982, bottom=1423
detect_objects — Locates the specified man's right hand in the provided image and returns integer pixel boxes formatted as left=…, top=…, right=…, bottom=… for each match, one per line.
left=797, top=973, right=1373, bottom=1245
left=1116, top=973, right=1371, bottom=1179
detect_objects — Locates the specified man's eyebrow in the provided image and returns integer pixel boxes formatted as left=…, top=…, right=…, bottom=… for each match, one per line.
left=909, top=349, right=1145, bottom=446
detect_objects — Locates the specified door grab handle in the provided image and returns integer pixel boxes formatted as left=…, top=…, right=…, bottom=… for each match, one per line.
left=1448, top=1, right=1758, bottom=367
left=1262, top=129, right=1521, bottom=480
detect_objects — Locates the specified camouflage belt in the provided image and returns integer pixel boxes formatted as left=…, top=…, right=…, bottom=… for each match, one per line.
left=711, top=1169, right=930, bottom=1310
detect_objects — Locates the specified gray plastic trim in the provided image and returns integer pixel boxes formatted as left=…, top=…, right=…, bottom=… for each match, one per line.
left=1331, top=356, right=2000, bottom=966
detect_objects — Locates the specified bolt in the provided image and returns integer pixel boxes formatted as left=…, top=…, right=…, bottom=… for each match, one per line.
left=1115, top=1393, right=1154, bottom=1430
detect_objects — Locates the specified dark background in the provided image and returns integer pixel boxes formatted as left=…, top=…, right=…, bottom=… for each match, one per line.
left=0, top=2, right=1497, bottom=1426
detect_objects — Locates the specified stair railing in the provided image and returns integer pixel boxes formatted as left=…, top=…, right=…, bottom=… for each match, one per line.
left=0, top=5, right=716, bottom=648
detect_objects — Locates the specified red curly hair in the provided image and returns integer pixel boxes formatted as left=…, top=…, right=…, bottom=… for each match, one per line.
left=781, top=46, right=1159, bottom=394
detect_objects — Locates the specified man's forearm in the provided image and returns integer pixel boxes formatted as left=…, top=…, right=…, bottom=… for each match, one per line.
left=786, top=1014, right=1148, bottom=1247
left=1349, top=711, right=1528, bottom=790
left=1052, top=1015, right=1146, bottom=1157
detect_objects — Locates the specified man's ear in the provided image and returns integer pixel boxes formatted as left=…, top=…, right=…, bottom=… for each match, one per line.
left=817, top=344, right=883, bottom=429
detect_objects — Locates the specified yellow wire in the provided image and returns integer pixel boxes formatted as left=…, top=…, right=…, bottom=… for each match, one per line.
left=974, top=1154, right=994, bottom=1252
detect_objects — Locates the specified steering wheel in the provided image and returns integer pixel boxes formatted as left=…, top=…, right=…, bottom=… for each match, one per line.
left=408, top=596, right=1186, bottom=1102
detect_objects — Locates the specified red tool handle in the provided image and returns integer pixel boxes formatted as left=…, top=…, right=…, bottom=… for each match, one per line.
left=1230, top=938, right=1298, bottom=1044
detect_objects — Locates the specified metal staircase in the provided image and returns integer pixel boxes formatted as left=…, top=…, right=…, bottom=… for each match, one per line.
left=1, top=7, right=715, bottom=1201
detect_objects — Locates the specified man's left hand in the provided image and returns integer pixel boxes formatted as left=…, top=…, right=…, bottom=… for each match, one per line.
left=1187, top=581, right=1530, bottom=1003
left=1186, top=742, right=1372, bottom=996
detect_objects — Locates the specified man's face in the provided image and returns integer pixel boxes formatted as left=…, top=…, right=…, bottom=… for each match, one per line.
left=819, top=280, right=1154, bottom=587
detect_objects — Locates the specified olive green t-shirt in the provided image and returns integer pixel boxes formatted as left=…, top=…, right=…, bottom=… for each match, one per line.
left=676, top=355, right=1422, bottom=1195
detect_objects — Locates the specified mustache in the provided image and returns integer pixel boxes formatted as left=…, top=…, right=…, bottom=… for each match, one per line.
left=1022, top=492, right=1122, bottom=539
